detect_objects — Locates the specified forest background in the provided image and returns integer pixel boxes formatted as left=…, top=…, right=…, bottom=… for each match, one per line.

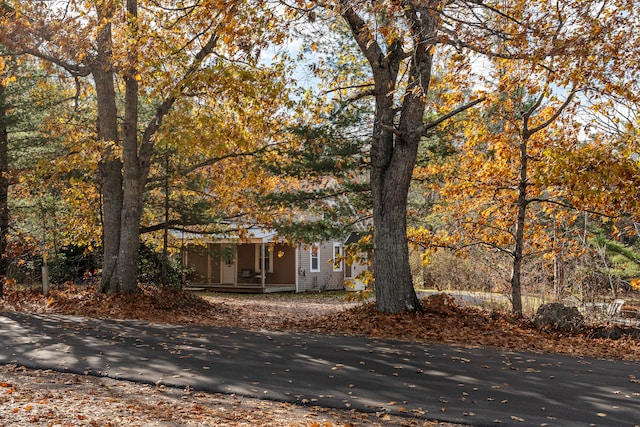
left=0, top=0, right=640, bottom=317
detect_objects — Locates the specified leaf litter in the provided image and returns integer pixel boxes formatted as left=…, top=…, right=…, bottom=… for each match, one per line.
left=1, top=286, right=640, bottom=426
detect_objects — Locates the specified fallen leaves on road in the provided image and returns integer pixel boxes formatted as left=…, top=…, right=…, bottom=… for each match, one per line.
left=0, top=286, right=467, bottom=426
left=284, top=293, right=640, bottom=362
left=1, top=286, right=639, bottom=361
left=1, top=286, right=639, bottom=426
left=2, top=364, right=447, bottom=427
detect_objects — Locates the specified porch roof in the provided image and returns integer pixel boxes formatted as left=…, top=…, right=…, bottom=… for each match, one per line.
left=176, top=226, right=278, bottom=244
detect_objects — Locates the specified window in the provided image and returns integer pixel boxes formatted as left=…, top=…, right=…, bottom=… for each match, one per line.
left=333, top=243, right=343, bottom=272
left=255, top=244, right=273, bottom=273
left=310, top=243, right=320, bottom=272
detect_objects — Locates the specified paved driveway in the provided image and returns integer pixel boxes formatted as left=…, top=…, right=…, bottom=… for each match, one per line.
left=1, top=311, right=639, bottom=426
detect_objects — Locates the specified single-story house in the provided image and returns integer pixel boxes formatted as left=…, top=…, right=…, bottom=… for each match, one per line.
left=181, top=228, right=347, bottom=293
left=343, top=232, right=370, bottom=291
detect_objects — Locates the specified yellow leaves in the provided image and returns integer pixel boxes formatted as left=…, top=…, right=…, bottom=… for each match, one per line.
left=1, top=75, right=16, bottom=87
left=630, top=279, right=640, bottom=291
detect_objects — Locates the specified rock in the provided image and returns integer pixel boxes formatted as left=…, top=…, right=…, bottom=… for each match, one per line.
left=533, top=302, right=584, bottom=332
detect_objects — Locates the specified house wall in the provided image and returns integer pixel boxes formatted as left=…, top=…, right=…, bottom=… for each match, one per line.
left=184, top=240, right=343, bottom=291
left=209, top=244, right=221, bottom=283
left=297, top=242, right=345, bottom=292
left=185, top=247, right=209, bottom=284
left=344, top=255, right=368, bottom=291
left=237, top=244, right=256, bottom=282
left=270, top=243, right=296, bottom=284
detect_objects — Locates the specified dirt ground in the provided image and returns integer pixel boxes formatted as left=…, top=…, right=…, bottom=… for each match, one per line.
left=1, top=290, right=465, bottom=427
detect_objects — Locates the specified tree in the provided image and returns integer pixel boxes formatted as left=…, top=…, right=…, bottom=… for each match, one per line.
left=0, top=52, right=74, bottom=293
left=420, top=53, right=640, bottom=313
left=0, top=1, right=290, bottom=293
left=259, top=101, right=372, bottom=243
left=0, top=53, right=8, bottom=296
left=283, top=0, right=640, bottom=313
left=284, top=1, right=530, bottom=312
left=423, top=74, right=580, bottom=314
left=140, top=57, right=297, bottom=240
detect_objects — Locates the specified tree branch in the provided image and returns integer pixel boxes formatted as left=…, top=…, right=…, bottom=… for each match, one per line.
left=137, top=31, right=219, bottom=183
left=526, top=88, right=577, bottom=136
left=419, top=96, right=486, bottom=137
left=528, top=197, right=618, bottom=219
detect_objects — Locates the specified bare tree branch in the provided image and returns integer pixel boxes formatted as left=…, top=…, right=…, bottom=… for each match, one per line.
left=419, top=96, right=486, bottom=137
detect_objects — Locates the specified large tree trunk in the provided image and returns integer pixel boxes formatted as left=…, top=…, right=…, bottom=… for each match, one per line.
left=371, top=147, right=422, bottom=312
left=342, top=2, right=437, bottom=313
left=370, top=71, right=424, bottom=313
left=92, top=2, right=125, bottom=293
left=0, top=83, right=8, bottom=297
left=93, top=0, right=215, bottom=293
left=116, top=0, right=143, bottom=293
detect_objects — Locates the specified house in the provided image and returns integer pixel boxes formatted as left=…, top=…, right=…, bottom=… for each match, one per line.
left=181, top=228, right=346, bottom=293
left=343, top=232, right=370, bottom=291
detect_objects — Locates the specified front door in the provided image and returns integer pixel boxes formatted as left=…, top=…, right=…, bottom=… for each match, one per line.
left=220, top=245, right=236, bottom=284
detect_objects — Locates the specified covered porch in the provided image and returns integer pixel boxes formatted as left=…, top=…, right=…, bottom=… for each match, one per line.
left=182, top=233, right=298, bottom=293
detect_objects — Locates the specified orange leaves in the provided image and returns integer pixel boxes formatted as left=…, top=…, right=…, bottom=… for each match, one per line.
left=0, top=284, right=230, bottom=324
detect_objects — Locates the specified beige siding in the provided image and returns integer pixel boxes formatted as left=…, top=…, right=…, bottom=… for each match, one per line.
left=297, top=242, right=345, bottom=292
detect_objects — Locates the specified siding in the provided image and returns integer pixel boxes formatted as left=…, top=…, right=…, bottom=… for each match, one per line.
left=270, top=243, right=296, bottom=284
left=209, top=244, right=221, bottom=283
left=297, top=242, right=344, bottom=292
left=185, top=248, right=208, bottom=284
left=236, top=244, right=255, bottom=283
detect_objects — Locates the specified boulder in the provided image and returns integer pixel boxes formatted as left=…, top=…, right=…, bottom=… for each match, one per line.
left=533, top=302, right=584, bottom=332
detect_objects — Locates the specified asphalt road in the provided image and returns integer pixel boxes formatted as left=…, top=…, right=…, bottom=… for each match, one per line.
left=1, top=311, right=639, bottom=427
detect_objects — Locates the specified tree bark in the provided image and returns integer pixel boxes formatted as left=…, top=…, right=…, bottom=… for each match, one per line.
left=113, top=0, right=143, bottom=293
left=341, top=2, right=439, bottom=312
left=510, top=135, right=528, bottom=316
left=0, top=83, right=8, bottom=297
left=92, top=2, right=123, bottom=293
left=97, top=0, right=217, bottom=293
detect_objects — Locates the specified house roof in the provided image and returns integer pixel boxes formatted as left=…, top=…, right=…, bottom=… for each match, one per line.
left=175, top=226, right=278, bottom=244
left=344, top=232, right=369, bottom=245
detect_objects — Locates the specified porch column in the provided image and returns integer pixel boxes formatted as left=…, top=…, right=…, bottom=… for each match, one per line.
left=261, top=242, right=266, bottom=290
left=295, top=244, right=300, bottom=293
left=207, top=243, right=212, bottom=285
